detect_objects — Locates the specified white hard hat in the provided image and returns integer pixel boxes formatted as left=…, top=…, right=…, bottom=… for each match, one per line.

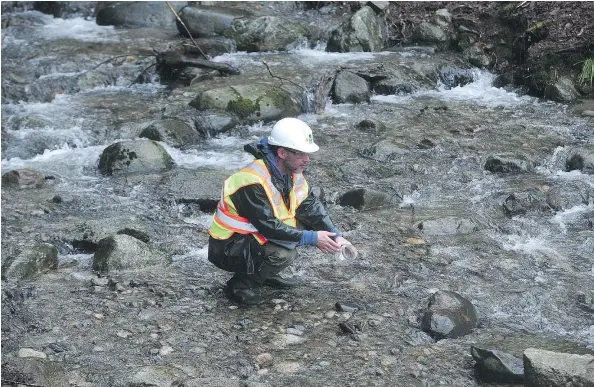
left=268, top=118, right=319, bottom=153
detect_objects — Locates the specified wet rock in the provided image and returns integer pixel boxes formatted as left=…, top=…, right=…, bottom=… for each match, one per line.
left=18, top=348, right=47, bottom=359
left=139, top=118, right=199, bottom=148
left=549, top=76, right=580, bottom=102
left=177, top=4, right=251, bottom=38
left=1, top=358, right=68, bottom=387
left=338, top=187, right=395, bottom=211
left=98, top=140, right=175, bottom=176
left=566, top=146, right=594, bottom=174
left=358, top=138, right=410, bottom=162
left=332, top=71, right=370, bottom=104
left=355, top=118, right=387, bottom=134
left=503, top=189, right=551, bottom=217
left=92, top=234, right=171, bottom=273
left=189, top=84, right=302, bottom=124
left=2, top=168, right=45, bottom=189
left=417, top=217, right=478, bottom=236
left=1, top=243, right=58, bottom=281
left=129, top=365, right=187, bottom=387
left=327, top=6, right=383, bottom=52
left=471, top=345, right=524, bottom=383
left=402, top=328, right=435, bottom=346
left=255, top=352, right=273, bottom=367
left=546, top=180, right=592, bottom=211
left=162, top=168, right=230, bottom=212
left=421, top=290, right=478, bottom=339
left=484, top=153, right=535, bottom=173
left=95, top=1, right=186, bottom=28
left=463, top=43, right=491, bottom=68
left=226, top=16, right=320, bottom=52
left=192, top=110, right=237, bottom=138
left=523, top=348, right=594, bottom=387
left=438, top=67, right=476, bottom=88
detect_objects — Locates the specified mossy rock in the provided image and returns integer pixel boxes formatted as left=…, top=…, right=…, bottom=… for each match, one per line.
left=1, top=243, right=58, bottom=281
left=98, top=140, right=174, bottom=176
left=189, top=84, right=301, bottom=124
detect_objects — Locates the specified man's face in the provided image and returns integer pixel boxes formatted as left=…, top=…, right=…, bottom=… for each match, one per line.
left=278, top=147, right=310, bottom=174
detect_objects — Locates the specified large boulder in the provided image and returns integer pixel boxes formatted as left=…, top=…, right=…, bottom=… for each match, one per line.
left=566, top=146, right=594, bottom=174
left=98, top=140, right=175, bottom=176
left=225, top=16, right=319, bottom=52
left=176, top=5, right=251, bottom=38
left=332, top=71, right=370, bottom=104
left=2, top=168, right=45, bottom=189
left=95, top=1, right=187, bottom=28
left=546, top=180, right=592, bottom=211
left=523, top=348, right=594, bottom=387
left=139, top=118, right=199, bottom=148
left=189, top=84, right=302, bottom=124
left=421, top=290, right=478, bottom=339
left=326, top=6, right=383, bottom=53
left=1, top=243, right=58, bottom=281
left=92, top=234, right=170, bottom=273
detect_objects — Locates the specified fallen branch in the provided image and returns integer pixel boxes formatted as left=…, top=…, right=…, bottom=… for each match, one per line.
left=262, top=60, right=304, bottom=90
left=157, top=50, right=240, bottom=75
left=166, top=1, right=208, bottom=60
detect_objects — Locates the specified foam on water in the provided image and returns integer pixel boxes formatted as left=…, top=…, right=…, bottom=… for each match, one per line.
left=161, top=143, right=255, bottom=171
left=38, top=16, right=118, bottom=42
left=372, top=70, right=541, bottom=108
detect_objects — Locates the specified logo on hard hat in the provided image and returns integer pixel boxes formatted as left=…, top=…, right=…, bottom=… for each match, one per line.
left=306, top=130, right=313, bottom=144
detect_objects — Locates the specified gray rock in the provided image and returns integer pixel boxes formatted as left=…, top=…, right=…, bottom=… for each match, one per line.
left=355, top=119, right=387, bottom=134
left=503, top=189, right=551, bottom=218
left=421, top=290, right=478, bottom=339
left=550, top=76, right=580, bottom=102
left=177, top=5, right=250, bottom=38
left=327, top=6, right=383, bottom=53
left=546, top=180, right=592, bottom=211
left=413, top=22, right=449, bottom=48
left=129, top=365, right=187, bottom=387
left=471, top=346, right=524, bottom=383
left=1, top=358, right=68, bottom=387
left=524, top=348, right=594, bottom=387
left=2, top=168, right=45, bottom=189
left=98, top=140, right=175, bottom=176
left=566, top=146, right=594, bottom=174
left=1, top=243, right=58, bottom=281
left=463, top=44, right=491, bottom=68
left=95, top=1, right=187, bottom=28
left=92, top=234, right=171, bottom=273
left=192, top=110, right=237, bottom=138
left=162, top=168, right=230, bottom=210
left=357, top=138, right=410, bottom=162
left=484, top=153, right=535, bottom=173
left=338, top=188, right=395, bottom=211
left=189, top=84, right=302, bottom=124
left=139, top=118, right=199, bottom=148
left=226, top=16, right=319, bottom=52
left=332, top=71, right=370, bottom=104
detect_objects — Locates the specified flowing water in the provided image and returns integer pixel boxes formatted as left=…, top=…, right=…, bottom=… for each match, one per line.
left=2, top=10, right=593, bottom=386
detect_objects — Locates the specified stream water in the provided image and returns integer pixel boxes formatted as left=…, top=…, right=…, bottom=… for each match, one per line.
left=2, top=10, right=593, bottom=386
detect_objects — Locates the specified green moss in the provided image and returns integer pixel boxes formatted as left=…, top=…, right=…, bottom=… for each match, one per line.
left=227, top=97, right=260, bottom=119
left=527, top=21, right=548, bottom=32
left=578, top=58, right=594, bottom=87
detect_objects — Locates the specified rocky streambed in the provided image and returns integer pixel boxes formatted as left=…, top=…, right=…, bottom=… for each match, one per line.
left=2, top=2, right=594, bottom=387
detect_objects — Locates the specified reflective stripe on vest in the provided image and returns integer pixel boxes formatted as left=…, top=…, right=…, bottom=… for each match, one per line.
left=209, top=159, right=309, bottom=244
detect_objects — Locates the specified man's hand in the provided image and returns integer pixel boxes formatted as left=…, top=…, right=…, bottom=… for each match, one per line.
left=335, top=236, right=351, bottom=247
left=316, top=231, right=341, bottom=253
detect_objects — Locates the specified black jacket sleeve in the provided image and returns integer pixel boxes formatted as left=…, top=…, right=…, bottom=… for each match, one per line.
left=230, top=183, right=303, bottom=250
left=295, top=190, right=338, bottom=232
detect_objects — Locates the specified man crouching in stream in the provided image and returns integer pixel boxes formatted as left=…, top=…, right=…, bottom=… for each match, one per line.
left=207, top=117, right=353, bottom=306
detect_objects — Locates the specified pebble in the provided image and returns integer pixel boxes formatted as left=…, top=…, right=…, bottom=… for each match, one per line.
left=93, top=313, right=104, bottom=320
left=582, top=110, right=594, bottom=117
left=159, top=345, right=173, bottom=356
left=255, top=352, right=273, bottom=367
left=18, top=348, right=46, bottom=359
left=92, top=277, right=109, bottom=286
left=117, top=330, right=130, bottom=338
left=324, top=311, right=336, bottom=319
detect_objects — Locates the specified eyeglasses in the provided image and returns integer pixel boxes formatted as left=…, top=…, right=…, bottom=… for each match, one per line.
left=284, top=148, right=309, bottom=158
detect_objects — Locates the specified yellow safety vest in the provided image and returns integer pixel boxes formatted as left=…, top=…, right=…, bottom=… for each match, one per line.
left=209, top=159, right=309, bottom=244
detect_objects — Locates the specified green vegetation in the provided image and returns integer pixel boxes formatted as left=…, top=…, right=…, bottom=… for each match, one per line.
left=526, top=21, right=548, bottom=32
left=578, top=58, right=594, bottom=87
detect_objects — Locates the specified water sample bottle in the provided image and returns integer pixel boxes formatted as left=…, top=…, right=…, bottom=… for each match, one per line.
left=335, top=243, right=358, bottom=264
